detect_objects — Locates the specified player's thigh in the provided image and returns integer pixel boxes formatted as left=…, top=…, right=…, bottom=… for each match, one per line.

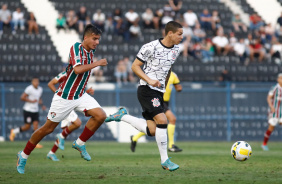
left=75, top=93, right=106, bottom=120
left=165, top=110, right=176, bottom=124
left=153, top=113, right=168, bottom=125
left=47, top=94, right=76, bottom=123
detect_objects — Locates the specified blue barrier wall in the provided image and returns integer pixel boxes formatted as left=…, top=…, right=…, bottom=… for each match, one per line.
left=0, top=82, right=280, bottom=142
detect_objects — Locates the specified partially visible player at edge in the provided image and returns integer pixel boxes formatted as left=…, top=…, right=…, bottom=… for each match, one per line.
left=46, top=71, right=94, bottom=161
left=17, top=24, right=108, bottom=174
left=106, top=21, right=183, bottom=171
left=262, top=73, right=282, bottom=151
left=9, top=77, right=46, bottom=149
left=130, top=71, right=183, bottom=153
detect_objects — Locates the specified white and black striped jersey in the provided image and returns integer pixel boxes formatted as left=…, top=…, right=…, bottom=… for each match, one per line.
left=136, top=38, right=180, bottom=93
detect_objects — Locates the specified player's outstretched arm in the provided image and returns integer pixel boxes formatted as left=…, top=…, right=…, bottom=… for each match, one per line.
left=74, top=58, right=107, bottom=74
left=131, top=58, right=161, bottom=87
left=48, top=78, right=59, bottom=93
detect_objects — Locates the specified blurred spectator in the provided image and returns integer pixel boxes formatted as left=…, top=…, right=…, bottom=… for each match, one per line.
left=193, top=23, right=206, bottom=42
left=168, top=0, right=183, bottom=19
left=142, top=8, right=154, bottom=30
left=211, top=10, right=221, bottom=31
left=212, top=29, right=230, bottom=55
left=76, top=6, right=90, bottom=34
left=115, top=59, right=128, bottom=83
left=152, top=9, right=163, bottom=30
left=249, top=38, right=265, bottom=62
left=219, top=69, right=232, bottom=81
left=232, top=14, right=247, bottom=32
left=125, top=8, right=139, bottom=28
left=104, top=15, right=114, bottom=34
left=0, top=4, right=15, bottom=35
left=178, top=23, right=193, bottom=57
left=265, top=23, right=275, bottom=44
left=161, top=4, right=175, bottom=28
left=123, top=57, right=135, bottom=82
left=12, top=7, right=25, bottom=31
left=276, top=12, right=282, bottom=36
left=201, top=38, right=214, bottom=63
left=229, top=32, right=238, bottom=52
left=114, top=18, right=130, bottom=41
left=129, top=21, right=141, bottom=38
left=92, top=9, right=105, bottom=31
left=270, top=37, right=282, bottom=64
left=27, top=12, right=39, bottom=34
left=249, top=13, right=264, bottom=31
left=183, top=9, right=198, bottom=29
left=112, top=8, right=122, bottom=25
left=66, top=10, right=78, bottom=31
left=200, top=8, right=212, bottom=31
left=56, top=13, right=67, bottom=32
left=234, top=38, right=248, bottom=64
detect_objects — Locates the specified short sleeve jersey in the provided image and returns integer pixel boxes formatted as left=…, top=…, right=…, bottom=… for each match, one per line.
left=163, top=72, right=180, bottom=102
left=55, top=71, right=67, bottom=83
left=23, top=85, right=43, bottom=113
left=136, top=38, right=180, bottom=93
left=57, top=42, right=96, bottom=100
left=268, top=84, right=282, bottom=118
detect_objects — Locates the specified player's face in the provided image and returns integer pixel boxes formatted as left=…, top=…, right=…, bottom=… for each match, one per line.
left=170, top=28, right=183, bottom=45
left=277, top=76, right=282, bottom=85
left=84, top=33, right=101, bottom=50
left=32, top=78, right=39, bottom=88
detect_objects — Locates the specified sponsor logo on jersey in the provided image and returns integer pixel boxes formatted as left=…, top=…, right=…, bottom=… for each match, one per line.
left=151, top=98, right=160, bottom=107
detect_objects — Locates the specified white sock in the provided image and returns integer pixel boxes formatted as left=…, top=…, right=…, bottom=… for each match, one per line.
left=48, top=151, right=54, bottom=155
left=21, top=151, right=29, bottom=159
left=59, top=133, right=65, bottom=139
left=155, top=127, right=168, bottom=163
left=121, top=115, right=147, bottom=133
left=13, top=127, right=20, bottom=134
left=76, top=138, right=85, bottom=146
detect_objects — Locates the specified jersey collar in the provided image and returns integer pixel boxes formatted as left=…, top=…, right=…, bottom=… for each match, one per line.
left=159, top=38, right=174, bottom=49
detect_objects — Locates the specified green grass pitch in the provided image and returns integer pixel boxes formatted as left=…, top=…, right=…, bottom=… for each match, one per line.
left=1, top=141, right=282, bottom=184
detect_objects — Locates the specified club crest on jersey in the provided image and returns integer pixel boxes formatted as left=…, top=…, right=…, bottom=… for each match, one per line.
left=151, top=98, right=160, bottom=107
left=171, top=51, right=177, bottom=59
left=50, top=112, right=56, bottom=118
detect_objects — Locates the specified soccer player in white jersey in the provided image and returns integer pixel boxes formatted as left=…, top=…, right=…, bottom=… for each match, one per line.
left=46, top=71, right=93, bottom=161
left=106, top=21, right=183, bottom=171
left=262, top=73, right=282, bottom=151
left=9, top=77, right=46, bottom=148
left=16, top=24, right=108, bottom=174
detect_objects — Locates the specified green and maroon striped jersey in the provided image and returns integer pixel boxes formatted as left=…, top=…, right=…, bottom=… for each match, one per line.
left=56, top=42, right=95, bottom=100
left=268, top=84, right=282, bottom=118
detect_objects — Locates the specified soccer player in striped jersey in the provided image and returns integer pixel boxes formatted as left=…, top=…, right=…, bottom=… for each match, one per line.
left=130, top=72, right=183, bottom=153
left=17, top=24, right=108, bottom=174
left=262, top=73, right=282, bottom=151
left=106, top=21, right=183, bottom=171
left=46, top=71, right=94, bottom=161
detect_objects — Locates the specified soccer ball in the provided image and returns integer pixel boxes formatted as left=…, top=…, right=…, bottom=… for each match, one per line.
left=231, top=141, right=252, bottom=161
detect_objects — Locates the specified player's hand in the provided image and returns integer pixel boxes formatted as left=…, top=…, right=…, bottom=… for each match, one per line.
left=148, top=79, right=161, bottom=88
left=270, top=106, right=275, bottom=113
left=86, top=87, right=95, bottom=95
left=97, top=58, right=108, bottom=66
left=30, top=99, right=38, bottom=103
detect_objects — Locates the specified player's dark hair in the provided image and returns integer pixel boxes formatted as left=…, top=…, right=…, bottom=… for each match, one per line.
left=83, top=24, right=102, bottom=40
left=164, top=21, right=182, bottom=35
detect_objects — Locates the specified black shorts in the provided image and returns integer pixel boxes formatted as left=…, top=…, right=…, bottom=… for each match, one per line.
left=23, top=110, right=39, bottom=124
left=163, top=101, right=169, bottom=113
left=137, top=85, right=164, bottom=121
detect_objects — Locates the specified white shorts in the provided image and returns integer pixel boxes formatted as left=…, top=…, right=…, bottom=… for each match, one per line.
left=47, top=93, right=101, bottom=123
left=268, top=118, right=282, bottom=126
left=61, top=110, right=78, bottom=128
